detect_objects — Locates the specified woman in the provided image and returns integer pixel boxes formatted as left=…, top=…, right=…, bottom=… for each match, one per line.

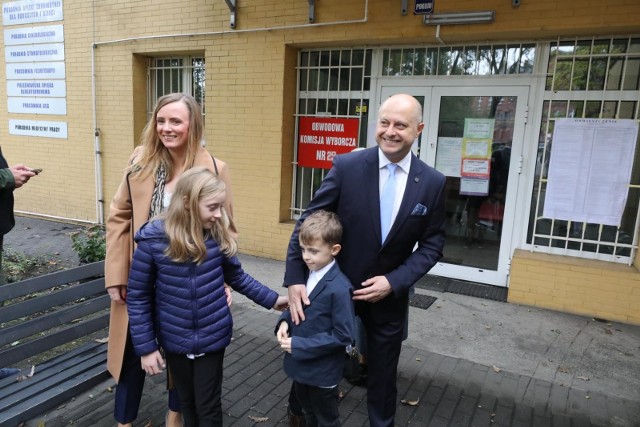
left=105, top=93, right=234, bottom=427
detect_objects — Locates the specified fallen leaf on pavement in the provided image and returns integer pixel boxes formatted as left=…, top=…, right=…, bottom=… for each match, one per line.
left=492, top=365, right=502, bottom=373
left=94, top=337, right=109, bottom=343
left=400, top=399, right=420, bottom=406
left=576, top=376, right=590, bottom=381
left=248, top=416, right=269, bottom=423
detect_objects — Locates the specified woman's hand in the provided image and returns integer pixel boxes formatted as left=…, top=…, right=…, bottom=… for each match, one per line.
left=107, top=285, right=127, bottom=305
left=141, top=350, right=165, bottom=375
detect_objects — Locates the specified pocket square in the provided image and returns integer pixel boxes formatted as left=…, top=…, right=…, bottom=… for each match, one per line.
left=411, top=203, right=428, bottom=216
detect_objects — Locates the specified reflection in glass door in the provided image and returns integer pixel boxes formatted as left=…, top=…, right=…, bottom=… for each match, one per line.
left=426, top=86, right=528, bottom=286
left=437, top=95, right=514, bottom=271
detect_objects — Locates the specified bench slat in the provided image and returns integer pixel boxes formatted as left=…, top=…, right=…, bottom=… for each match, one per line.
left=0, top=261, right=104, bottom=301
left=0, top=346, right=108, bottom=426
left=0, top=344, right=106, bottom=406
left=0, top=262, right=109, bottom=425
left=0, top=277, right=105, bottom=323
left=0, top=313, right=109, bottom=367
left=0, top=295, right=110, bottom=347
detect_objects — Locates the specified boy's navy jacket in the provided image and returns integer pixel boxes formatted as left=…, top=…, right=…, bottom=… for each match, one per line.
left=276, top=262, right=355, bottom=388
left=127, top=219, right=278, bottom=357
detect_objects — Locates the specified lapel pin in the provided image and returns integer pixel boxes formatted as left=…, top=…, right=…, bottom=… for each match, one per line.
left=414, top=177, right=420, bottom=183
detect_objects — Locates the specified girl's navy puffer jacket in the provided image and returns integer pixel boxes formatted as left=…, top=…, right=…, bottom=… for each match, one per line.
left=127, top=219, right=278, bottom=357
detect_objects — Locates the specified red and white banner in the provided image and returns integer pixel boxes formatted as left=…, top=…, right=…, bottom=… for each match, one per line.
left=297, top=117, right=360, bottom=169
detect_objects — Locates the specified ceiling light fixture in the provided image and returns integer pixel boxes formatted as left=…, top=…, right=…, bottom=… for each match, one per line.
left=423, top=10, right=495, bottom=25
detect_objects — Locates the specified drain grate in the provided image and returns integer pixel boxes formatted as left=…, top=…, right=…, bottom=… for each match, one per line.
left=414, top=275, right=507, bottom=302
left=409, top=294, right=437, bottom=310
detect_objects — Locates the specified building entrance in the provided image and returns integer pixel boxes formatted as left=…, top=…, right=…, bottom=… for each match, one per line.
left=379, top=84, right=530, bottom=286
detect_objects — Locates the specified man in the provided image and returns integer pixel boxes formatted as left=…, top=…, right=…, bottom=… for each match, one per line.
left=285, top=94, right=446, bottom=426
left=0, top=145, right=35, bottom=379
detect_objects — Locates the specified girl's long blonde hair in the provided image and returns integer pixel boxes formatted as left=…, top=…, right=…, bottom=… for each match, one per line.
left=129, top=93, right=204, bottom=180
left=162, top=167, right=237, bottom=263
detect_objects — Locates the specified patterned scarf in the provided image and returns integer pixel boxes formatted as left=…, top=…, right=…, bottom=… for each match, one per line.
left=149, top=163, right=167, bottom=218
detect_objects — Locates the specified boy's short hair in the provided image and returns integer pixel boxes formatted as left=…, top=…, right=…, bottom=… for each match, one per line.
left=299, top=210, right=342, bottom=246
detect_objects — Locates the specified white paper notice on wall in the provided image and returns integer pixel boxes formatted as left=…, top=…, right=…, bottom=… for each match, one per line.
left=543, top=118, right=639, bottom=227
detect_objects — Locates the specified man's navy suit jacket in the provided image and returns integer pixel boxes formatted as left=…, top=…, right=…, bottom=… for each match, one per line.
left=278, top=262, right=355, bottom=387
left=284, top=147, right=446, bottom=324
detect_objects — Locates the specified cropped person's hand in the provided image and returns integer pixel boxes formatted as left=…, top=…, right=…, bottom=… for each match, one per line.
left=287, top=284, right=309, bottom=325
left=279, top=337, right=292, bottom=354
left=273, top=295, right=289, bottom=311
left=224, top=284, right=233, bottom=307
left=353, top=275, right=392, bottom=303
left=276, top=321, right=289, bottom=342
left=107, top=285, right=127, bottom=305
left=141, top=350, right=165, bottom=375
left=10, top=165, right=35, bottom=188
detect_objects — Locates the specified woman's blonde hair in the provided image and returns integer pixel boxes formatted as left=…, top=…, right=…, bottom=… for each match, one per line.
left=162, top=167, right=237, bottom=263
left=129, top=93, right=204, bottom=180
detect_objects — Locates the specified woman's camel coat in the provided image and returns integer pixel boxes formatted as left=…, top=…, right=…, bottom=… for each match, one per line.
left=105, top=147, right=234, bottom=382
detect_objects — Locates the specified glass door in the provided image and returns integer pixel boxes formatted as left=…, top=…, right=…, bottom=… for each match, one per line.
left=380, top=85, right=529, bottom=286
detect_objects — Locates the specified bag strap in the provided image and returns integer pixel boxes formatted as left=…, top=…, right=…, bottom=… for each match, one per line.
left=211, top=155, right=219, bottom=176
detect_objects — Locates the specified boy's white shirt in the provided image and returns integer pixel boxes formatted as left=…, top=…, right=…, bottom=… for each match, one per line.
left=305, top=259, right=335, bottom=295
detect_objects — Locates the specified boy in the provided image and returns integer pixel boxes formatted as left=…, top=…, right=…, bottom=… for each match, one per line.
left=276, top=210, right=355, bottom=427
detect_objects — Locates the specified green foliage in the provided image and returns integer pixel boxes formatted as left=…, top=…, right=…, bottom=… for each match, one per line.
left=70, top=225, right=106, bottom=263
left=2, top=248, right=44, bottom=282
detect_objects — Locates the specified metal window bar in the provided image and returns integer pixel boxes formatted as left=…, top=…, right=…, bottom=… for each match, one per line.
left=147, top=57, right=205, bottom=121
left=291, top=48, right=371, bottom=219
left=530, top=36, right=640, bottom=264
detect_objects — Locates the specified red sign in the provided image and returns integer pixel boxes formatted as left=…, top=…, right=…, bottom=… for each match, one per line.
left=297, top=117, right=360, bottom=169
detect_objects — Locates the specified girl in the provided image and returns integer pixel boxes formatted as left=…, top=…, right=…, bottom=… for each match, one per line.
left=126, top=167, right=287, bottom=426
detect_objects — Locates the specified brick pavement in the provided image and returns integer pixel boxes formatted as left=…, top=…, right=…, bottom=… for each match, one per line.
left=5, top=217, right=639, bottom=426
left=26, top=304, right=640, bottom=427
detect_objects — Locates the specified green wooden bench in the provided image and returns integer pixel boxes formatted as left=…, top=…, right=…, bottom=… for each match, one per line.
left=0, top=261, right=109, bottom=426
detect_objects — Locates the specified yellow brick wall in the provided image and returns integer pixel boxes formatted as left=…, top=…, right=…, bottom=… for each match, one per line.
left=509, top=250, right=640, bottom=325
left=4, top=0, right=640, bottom=276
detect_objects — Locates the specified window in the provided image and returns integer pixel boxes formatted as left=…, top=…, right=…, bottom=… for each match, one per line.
left=291, top=49, right=372, bottom=218
left=529, top=37, right=640, bottom=263
left=381, top=43, right=536, bottom=76
left=147, top=56, right=205, bottom=119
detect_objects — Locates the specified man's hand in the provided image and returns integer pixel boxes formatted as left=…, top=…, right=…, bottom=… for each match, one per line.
left=10, top=165, right=35, bottom=188
left=352, top=275, right=393, bottom=303
left=287, top=284, right=309, bottom=325
left=141, top=350, right=165, bottom=375
left=107, top=285, right=127, bottom=305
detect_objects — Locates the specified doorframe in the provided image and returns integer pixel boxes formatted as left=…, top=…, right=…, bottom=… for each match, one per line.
left=374, top=77, right=541, bottom=286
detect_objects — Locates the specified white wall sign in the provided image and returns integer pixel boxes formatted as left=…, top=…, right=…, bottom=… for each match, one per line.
left=9, top=119, right=67, bottom=138
left=7, top=80, right=66, bottom=97
left=8, top=96, right=66, bottom=114
left=5, top=42, right=64, bottom=62
left=4, top=23, right=63, bottom=45
left=435, top=137, right=462, bottom=177
left=544, top=118, right=640, bottom=226
left=6, top=61, right=65, bottom=79
left=2, top=0, right=63, bottom=26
